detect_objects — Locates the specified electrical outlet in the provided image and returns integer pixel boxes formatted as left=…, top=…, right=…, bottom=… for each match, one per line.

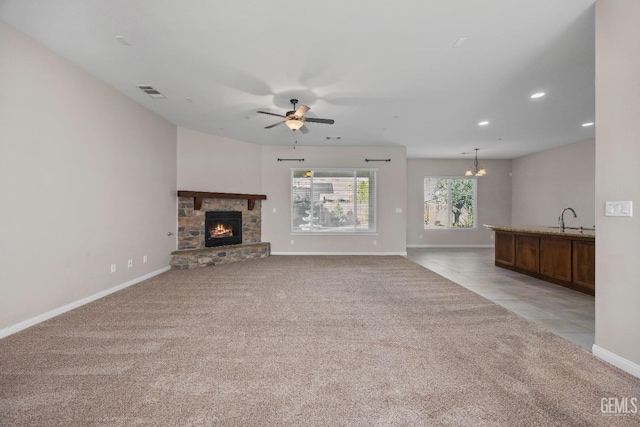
left=290, top=239, right=294, bottom=245
left=127, top=259, right=133, bottom=268
left=110, top=264, right=116, bottom=273
left=373, top=240, right=377, bottom=246
left=143, top=255, right=148, bottom=264
left=419, top=234, right=423, bottom=239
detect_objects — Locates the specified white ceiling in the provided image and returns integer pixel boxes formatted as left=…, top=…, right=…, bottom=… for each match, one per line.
left=0, top=0, right=595, bottom=159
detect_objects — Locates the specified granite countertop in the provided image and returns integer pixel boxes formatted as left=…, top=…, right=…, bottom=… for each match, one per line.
left=483, top=224, right=596, bottom=239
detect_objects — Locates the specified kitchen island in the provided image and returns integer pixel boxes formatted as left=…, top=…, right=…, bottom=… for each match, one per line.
left=484, top=225, right=595, bottom=295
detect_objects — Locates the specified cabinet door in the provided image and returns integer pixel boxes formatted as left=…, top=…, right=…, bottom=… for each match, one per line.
left=516, top=235, right=540, bottom=273
left=495, top=231, right=515, bottom=266
left=540, top=237, right=572, bottom=282
left=573, top=240, right=595, bottom=291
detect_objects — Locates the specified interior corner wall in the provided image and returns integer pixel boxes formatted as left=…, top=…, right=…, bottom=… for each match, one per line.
left=261, top=145, right=407, bottom=254
left=0, top=21, right=177, bottom=332
left=594, top=0, right=640, bottom=372
left=177, top=127, right=262, bottom=194
left=406, top=159, right=512, bottom=246
left=511, top=138, right=595, bottom=228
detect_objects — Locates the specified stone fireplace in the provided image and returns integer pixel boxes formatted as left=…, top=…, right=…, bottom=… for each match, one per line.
left=176, top=195, right=262, bottom=250
left=171, top=191, right=270, bottom=269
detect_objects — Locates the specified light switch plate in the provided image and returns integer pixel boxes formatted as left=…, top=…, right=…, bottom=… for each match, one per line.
left=605, top=201, right=633, bottom=217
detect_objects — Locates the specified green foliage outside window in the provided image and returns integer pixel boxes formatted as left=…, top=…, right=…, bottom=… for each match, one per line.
left=424, top=178, right=476, bottom=229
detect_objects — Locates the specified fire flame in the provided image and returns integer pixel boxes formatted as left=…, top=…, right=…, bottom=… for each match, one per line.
left=211, top=223, right=233, bottom=238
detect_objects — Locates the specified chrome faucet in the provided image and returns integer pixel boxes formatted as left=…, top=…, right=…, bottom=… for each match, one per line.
left=558, top=207, right=577, bottom=231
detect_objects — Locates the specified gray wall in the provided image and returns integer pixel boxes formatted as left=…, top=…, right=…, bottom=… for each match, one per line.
left=511, top=139, right=595, bottom=228
left=0, top=21, right=177, bottom=332
left=177, top=127, right=262, bottom=194
left=261, top=145, right=407, bottom=254
left=594, top=0, right=640, bottom=373
left=406, top=159, right=512, bottom=246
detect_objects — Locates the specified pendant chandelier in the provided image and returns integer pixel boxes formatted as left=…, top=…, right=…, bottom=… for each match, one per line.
left=465, top=148, right=487, bottom=177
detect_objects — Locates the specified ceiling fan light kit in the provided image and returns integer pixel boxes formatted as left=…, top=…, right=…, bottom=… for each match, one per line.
left=258, top=99, right=335, bottom=135
left=286, top=119, right=304, bottom=131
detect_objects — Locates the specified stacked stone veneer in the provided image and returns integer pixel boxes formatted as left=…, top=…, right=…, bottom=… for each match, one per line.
left=170, top=243, right=270, bottom=270
left=170, top=197, right=270, bottom=269
left=177, top=197, right=262, bottom=250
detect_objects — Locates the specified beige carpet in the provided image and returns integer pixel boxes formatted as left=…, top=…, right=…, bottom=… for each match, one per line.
left=1, top=255, right=638, bottom=426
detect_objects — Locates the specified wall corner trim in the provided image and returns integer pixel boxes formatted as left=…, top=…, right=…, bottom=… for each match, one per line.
left=0, top=266, right=171, bottom=339
left=592, top=344, right=640, bottom=379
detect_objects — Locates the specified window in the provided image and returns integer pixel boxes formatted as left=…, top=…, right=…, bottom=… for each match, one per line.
left=424, top=177, right=477, bottom=229
left=292, top=169, right=376, bottom=233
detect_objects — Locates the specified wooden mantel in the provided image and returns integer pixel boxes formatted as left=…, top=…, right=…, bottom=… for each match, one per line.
left=177, top=191, right=267, bottom=211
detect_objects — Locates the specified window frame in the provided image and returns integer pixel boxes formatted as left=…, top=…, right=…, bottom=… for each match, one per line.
left=291, top=168, right=377, bottom=235
left=423, top=176, right=478, bottom=230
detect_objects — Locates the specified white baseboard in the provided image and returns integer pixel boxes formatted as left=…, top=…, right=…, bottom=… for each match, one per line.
left=0, top=266, right=171, bottom=339
left=407, top=244, right=495, bottom=248
left=271, top=252, right=408, bottom=256
left=592, top=344, right=640, bottom=379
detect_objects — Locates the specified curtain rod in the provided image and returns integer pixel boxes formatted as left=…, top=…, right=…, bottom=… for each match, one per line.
left=365, top=159, right=391, bottom=163
left=277, top=158, right=305, bottom=162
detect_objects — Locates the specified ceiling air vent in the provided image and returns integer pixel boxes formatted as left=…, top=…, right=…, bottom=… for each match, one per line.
left=137, top=85, right=166, bottom=99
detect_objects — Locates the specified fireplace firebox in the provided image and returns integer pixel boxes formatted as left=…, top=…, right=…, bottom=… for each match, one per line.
left=205, top=211, right=242, bottom=247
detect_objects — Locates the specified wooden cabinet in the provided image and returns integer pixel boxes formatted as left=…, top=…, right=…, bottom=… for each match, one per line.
left=495, top=231, right=515, bottom=266
left=573, top=240, right=595, bottom=291
left=489, top=228, right=595, bottom=296
left=540, top=237, right=572, bottom=282
left=516, top=235, right=540, bottom=273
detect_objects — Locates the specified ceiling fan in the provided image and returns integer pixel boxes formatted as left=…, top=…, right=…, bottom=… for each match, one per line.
left=257, top=99, right=335, bottom=134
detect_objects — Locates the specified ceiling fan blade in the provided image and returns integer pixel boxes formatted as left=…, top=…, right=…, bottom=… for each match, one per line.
left=257, top=110, right=287, bottom=118
left=264, top=121, right=284, bottom=129
left=294, top=105, right=310, bottom=118
left=304, top=118, right=335, bottom=125
left=299, top=124, right=310, bottom=134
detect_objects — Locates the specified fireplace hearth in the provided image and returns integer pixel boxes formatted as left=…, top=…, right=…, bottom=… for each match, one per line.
left=205, top=211, right=242, bottom=247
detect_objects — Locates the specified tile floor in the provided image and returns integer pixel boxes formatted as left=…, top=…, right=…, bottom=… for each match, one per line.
left=406, top=247, right=595, bottom=351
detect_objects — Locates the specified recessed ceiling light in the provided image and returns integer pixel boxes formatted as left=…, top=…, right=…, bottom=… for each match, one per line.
left=531, top=92, right=545, bottom=99
left=582, top=122, right=594, bottom=127
left=478, top=121, right=489, bottom=126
